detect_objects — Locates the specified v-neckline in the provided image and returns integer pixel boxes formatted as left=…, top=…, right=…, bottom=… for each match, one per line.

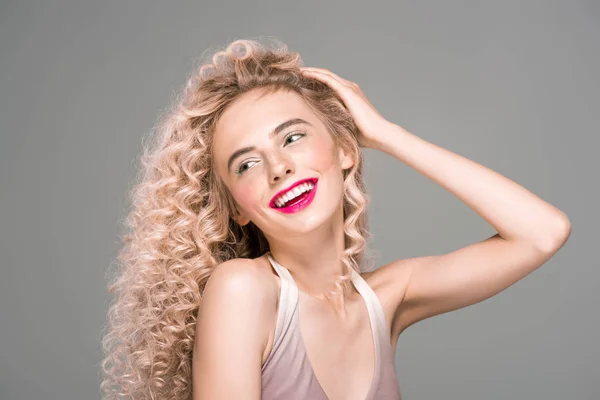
left=266, top=252, right=380, bottom=400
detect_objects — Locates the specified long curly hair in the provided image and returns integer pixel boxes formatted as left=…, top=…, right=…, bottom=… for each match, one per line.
left=100, top=36, right=376, bottom=399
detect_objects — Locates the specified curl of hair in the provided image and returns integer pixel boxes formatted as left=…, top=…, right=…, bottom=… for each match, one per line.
left=100, top=36, right=376, bottom=399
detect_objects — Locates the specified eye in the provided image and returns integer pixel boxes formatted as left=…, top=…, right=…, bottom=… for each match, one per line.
left=284, top=131, right=305, bottom=145
left=234, top=131, right=306, bottom=176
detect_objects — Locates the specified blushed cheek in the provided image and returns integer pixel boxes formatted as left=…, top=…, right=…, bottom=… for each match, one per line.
left=308, top=137, right=338, bottom=172
left=233, top=185, right=259, bottom=212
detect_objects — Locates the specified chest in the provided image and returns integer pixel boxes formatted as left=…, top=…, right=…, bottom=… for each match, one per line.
left=296, top=292, right=377, bottom=400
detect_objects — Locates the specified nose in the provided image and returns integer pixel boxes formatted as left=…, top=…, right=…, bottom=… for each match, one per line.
left=268, top=152, right=295, bottom=184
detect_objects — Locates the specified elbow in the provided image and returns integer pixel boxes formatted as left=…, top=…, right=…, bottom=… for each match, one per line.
left=534, top=213, right=572, bottom=254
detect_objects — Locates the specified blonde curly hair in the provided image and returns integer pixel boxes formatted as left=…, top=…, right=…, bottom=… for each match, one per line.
left=100, top=36, right=376, bottom=399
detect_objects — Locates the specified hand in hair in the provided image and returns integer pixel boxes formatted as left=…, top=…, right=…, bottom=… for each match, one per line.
left=300, top=67, right=398, bottom=149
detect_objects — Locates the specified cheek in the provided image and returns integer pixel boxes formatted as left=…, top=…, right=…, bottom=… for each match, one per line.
left=232, top=184, right=261, bottom=212
left=306, top=138, right=338, bottom=172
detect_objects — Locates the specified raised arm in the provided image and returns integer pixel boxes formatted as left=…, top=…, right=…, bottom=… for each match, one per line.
left=192, top=259, right=275, bottom=400
left=372, top=125, right=571, bottom=336
left=298, top=67, right=571, bottom=337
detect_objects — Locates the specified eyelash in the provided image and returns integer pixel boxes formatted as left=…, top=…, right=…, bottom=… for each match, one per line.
left=235, top=131, right=306, bottom=175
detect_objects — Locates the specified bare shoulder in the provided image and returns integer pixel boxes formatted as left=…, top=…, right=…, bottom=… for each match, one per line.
left=361, top=258, right=413, bottom=305
left=207, top=257, right=278, bottom=293
left=360, top=258, right=415, bottom=339
left=197, top=256, right=279, bottom=332
left=192, top=257, right=278, bottom=399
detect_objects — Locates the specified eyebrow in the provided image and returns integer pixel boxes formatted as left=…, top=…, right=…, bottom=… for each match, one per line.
left=226, top=117, right=312, bottom=173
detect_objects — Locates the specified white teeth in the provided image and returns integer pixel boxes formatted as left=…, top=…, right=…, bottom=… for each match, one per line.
left=274, top=182, right=315, bottom=208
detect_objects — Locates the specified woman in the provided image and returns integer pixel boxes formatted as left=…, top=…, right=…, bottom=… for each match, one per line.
left=101, top=38, right=571, bottom=400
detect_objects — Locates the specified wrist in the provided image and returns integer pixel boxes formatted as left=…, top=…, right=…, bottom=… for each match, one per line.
left=368, top=123, right=409, bottom=151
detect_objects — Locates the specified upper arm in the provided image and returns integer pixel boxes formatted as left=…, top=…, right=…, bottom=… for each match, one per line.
left=192, top=259, right=275, bottom=400
left=389, top=232, right=569, bottom=336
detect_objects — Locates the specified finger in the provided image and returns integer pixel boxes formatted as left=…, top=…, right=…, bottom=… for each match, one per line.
left=301, top=69, right=350, bottom=92
left=301, top=67, right=354, bottom=87
left=301, top=70, right=356, bottom=93
left=301, top=67, right=352, bottom=86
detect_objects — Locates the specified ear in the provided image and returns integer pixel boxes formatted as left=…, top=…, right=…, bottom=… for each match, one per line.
left=338, top=147, right=355, bottom=171
left=233, top=205, right=251, bottom=226
left=235, top=214, right=251, bottom=226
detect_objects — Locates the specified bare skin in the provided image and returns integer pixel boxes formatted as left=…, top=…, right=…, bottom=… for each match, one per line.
left=253, top=253, right=382, bottom=400
left=193, top=67, right=571, bottom=400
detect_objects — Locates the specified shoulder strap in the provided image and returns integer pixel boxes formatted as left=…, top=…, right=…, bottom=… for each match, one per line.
left=264, top=253, right=299, bottom=348
left=350, top=270, right=387, bottom=333
left=266, top=252, right=297, bottom=286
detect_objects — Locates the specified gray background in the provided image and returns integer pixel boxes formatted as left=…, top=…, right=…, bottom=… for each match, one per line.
left=1, top=1, right=597, bottom=399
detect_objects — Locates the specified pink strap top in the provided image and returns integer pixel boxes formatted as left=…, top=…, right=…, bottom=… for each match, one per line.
left=261, top=252, right=402, bottom=400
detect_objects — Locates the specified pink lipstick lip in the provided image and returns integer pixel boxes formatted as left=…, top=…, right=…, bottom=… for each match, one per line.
left=269, top=177, right=319, bottom=209
left=273, top=179, right=318, bottom=214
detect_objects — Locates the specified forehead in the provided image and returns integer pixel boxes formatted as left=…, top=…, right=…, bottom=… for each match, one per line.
left=215, top=89, right=316, bottom=139
left=212, top=89, right=321, bottom=170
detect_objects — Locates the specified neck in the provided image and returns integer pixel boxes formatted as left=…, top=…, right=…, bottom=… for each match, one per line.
left=265, top=200, right=355, bottom=306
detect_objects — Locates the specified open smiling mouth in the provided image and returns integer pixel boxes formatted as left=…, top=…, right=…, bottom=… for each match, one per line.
left=270, top=178, right=318, bottom=214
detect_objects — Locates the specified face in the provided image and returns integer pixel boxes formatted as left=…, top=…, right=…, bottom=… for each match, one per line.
left=212, top=89, right=354, bottom=238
